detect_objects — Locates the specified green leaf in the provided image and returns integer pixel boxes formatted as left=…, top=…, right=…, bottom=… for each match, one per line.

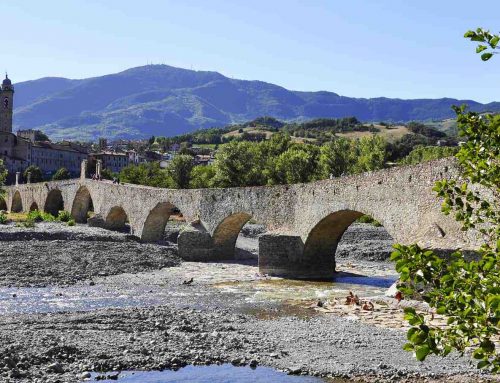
left=476, top=45, right=488, bottom=53
left=436, top=306, right=447, bottom=315
left=415, top=345, right=430, bottom=361
left=477, top=360, right=490, bottom=369
left=403, top=343, right=414, bottom=351
left=490, top=35, right=499, bottom=48
left=481, top=52, right=493, bottom=61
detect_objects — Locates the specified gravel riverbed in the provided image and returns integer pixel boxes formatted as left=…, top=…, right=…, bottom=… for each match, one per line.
left=0, top=222, right=495, bottom=383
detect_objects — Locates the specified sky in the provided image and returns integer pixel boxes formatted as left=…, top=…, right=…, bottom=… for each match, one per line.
left=2, top=0, right=499, bottom=102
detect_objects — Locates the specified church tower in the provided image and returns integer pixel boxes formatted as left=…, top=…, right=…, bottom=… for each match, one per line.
left=0, top=74, right=14, bottom=133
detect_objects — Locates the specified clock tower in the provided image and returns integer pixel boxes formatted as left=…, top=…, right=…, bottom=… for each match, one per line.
left=0, top=74, right=14, bottom=133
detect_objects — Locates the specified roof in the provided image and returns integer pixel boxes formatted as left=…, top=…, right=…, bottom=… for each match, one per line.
left=32, top=141, right=84, bottom=154
left=90, top=151, right=128, bottom=157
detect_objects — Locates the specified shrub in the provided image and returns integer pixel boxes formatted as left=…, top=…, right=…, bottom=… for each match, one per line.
left=17, top=217, right=35, bottom=228
left=356, top=214, right=382, bottom=226
left=57, top=210, right=72, bottom=222
left=52, top=167, right=71, bottom=181
left=28, top=210, right=56, bottom=222
left=67, top=219, right=75, bottom=226
left=27, top=210, right=43, bottom=222
left=0, top=211, right=8, bottom=224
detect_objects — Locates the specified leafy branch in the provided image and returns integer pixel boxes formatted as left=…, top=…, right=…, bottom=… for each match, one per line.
left=464, top=28, right=499, bottom=61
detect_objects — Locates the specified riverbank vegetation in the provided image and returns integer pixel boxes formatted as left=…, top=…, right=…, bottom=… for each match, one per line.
left=393, top=28, right=499, bottom=372
left=119, top=130, right=458, bottom=189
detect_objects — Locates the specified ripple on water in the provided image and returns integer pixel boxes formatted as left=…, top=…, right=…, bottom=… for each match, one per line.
left=88, top=365, right=339, bottom=383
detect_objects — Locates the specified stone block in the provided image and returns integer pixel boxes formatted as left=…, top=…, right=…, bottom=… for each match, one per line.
left=259, top=233, right=335, bottom=280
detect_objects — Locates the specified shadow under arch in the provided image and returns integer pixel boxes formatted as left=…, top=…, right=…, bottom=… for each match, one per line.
left=71, top=186, right=94, bottom=223
left=303, top=209, right=391, bottom=277
left=212, top=212, right=253, bottom=259
left=0, top=196, right=7, bottom=211
left=141, top=202, right=181, bottom=242
left=44, top=189, right=64, bottom=216
left=105, top=206, right=130, bottom=232
left=11, top=191, right=22, bottom=213
left=29, top=201, right=39, bottom=211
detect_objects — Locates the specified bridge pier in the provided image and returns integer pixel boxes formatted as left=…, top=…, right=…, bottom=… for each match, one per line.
left=178, top=225, right=216, bottom=261
left=258, top=233, right=336, bottom=280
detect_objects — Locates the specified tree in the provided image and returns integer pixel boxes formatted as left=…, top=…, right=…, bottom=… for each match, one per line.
left=318, top=138, right=355, bottom=178
left=52, top=167, right=71, bottom=181
left=392, top=96, right=499, bottom=372
left=212, top=141, right=264, bottom=187
left=34, top=131, right=50, bottom=142
left=465, top=28, right=499, bottom=61
left=0, top=159, right=7, bottom=197
left=167, top=155, right=194, bottom=189
left=23, top=165, right=43, bottom=183
left=190, top=165, right=216, bottom=189
left=273, top=148, right=313, bottom=184
left=100, top=168, right=115, bottom=181
left=353, top=135, right=387, bottom=173
left=119, top=162, right=171, bottom=188
left=401, top=145, right=458, bottom=165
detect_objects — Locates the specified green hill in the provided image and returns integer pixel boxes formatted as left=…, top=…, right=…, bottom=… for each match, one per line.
left=12, top=64, right=500, bottom=141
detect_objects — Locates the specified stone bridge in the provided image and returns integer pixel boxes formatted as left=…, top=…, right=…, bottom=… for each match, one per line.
left=1, top=158, right=478, bottom=279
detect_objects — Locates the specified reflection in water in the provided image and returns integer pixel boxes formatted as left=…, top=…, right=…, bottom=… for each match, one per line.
left=332, top=273, right=395, bottom=288
left=89, top=365, right=332, bottom=383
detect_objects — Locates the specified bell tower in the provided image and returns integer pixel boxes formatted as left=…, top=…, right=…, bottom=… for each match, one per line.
left=0, top=74, right=14, bottom=133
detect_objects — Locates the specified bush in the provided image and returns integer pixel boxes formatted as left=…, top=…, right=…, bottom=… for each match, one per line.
left=0, top=211, right=8, bottom=224
left=27, top=210, right=43, bottom=222
left=28, top=210, right=56, bottom=222
left=356, top=214, right=382, bottom=226
left=57, top=210, right=72, bottom=222
left=67, top=219, right=75, bottom=226
left=52, top=167, right=71, bottom=181
left=23, top=165, right=43, bottom=183
left=17, top=217, right=35, bottom=228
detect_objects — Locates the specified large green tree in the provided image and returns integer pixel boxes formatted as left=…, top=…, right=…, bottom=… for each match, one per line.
left=318, top=138, right=355, bottom=178
left=189, top=165, right=215, bottom=189
left=212, top=141, right=264, bottom=187
left=167, top=155, right=194, bottom=189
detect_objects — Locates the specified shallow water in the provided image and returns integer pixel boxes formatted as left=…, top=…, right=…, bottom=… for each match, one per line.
left=89, top=365, right=334, bottom=382
left=214, top=273, right=397, bottom=305
left=0, top=271, right=397, bottom=316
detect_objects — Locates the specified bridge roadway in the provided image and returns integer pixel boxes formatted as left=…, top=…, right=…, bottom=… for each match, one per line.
left=1, top=158, right=478, bottom=279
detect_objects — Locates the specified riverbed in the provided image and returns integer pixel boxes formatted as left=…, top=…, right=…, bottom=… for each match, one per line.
left=0, top=222, right=494, bottom=383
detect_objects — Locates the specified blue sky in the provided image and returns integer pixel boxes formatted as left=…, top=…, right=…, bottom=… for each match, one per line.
left=3, top=0, right=499, bottom=102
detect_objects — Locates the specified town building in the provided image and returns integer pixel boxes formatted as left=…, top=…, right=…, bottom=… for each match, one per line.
left=30, top=141, right=88, bottom=176
left=88, top=151, right=130, bottom=174
left=0, top=75, right=90, bottom=181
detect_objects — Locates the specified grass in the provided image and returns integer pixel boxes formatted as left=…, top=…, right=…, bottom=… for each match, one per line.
left=220, top=124, right=411, bottom=143
left=7, top=212, right=30, bottom=222
left=335, top=124, right=411, bottom=142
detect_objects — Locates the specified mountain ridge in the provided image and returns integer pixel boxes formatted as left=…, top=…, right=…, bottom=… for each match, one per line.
left=11, top=64, right=500, bottom=141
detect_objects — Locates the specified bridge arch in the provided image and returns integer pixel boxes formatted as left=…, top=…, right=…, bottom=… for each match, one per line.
left=141, top=202, right=181, bottom=242
left=11, top=191, right=22, bottom=213
left=0, top=197, right=7, bottom=211
left=44, top=189, right=64, bottom=216
left=212, top=212, right=253, bottom=259
left=105, top=206, right=130, bottom=232
left=71, top=186, right=94, bottom=223
left=29, top=201, right=39, bottom=211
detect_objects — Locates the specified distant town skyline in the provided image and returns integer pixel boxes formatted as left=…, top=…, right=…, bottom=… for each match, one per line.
left=3, top=0, right=499, bottom=103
